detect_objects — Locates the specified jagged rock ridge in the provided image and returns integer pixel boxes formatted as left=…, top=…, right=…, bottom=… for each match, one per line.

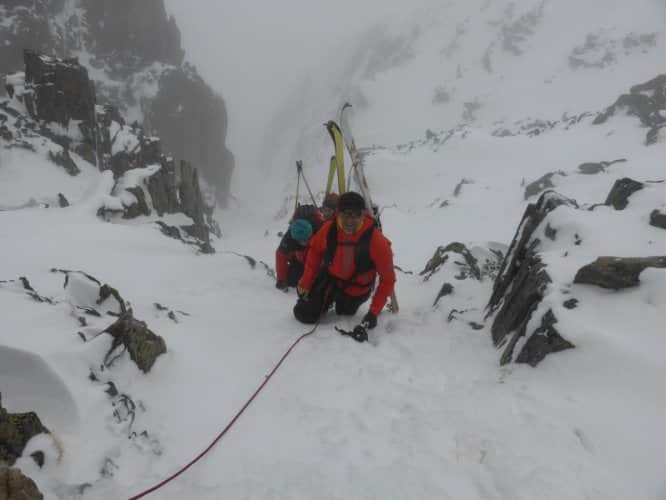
left=0, top=0, right=234, bottom=203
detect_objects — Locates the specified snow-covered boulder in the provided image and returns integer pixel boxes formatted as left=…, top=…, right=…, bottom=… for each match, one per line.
left=574, top=256, right=666, bottom=289
left=650, top=209, right=666, bottom=229
left=55, top=269, right=167, bottom=373
left=604, top=177, right=644, bottom=210
left=487, top=174, right=666, bottom=367
left=103, top=313, right=167, bottom=374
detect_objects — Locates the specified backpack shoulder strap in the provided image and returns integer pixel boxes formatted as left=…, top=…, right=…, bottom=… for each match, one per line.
left=323, top=222, right=338, bottom=269
left=354, top=223, right=377, bottom=275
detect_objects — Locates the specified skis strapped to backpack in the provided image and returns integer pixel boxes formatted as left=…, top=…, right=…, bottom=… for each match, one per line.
left=336, top=103, right=399, bottom=313
left=325, top=121, right=347, bottom=196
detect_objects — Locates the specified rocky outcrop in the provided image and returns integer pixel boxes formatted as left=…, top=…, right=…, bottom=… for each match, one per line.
left=650, top=209, right=666, bottom=229
left=0, top=467, right=43, bottom=500
left=513, top=310, right=574, bottom=367
left=604, top=178, right=644, bottom=210
left=5, top=51, right=218, bottom=251
left=146, top=67, right=235, bottom=205
left=574, top=256, right=666, bottom=289
left=577, top=158, right=626, bottom=175
left=420, top=242, right=481, bottom=281
left=0, top=395, right=49, bottom=467
left=23, top=50, right=96, bottom=129
left=594, top=74, right=666, bottom=145
left=524, top=171, right=565, bottom=200
left=487, top=191, right=578, bottom=366
left=48, top=148, right=80, bottom=176
left=103, top=313, right=167, bottom=373
left=0, top=1, right=234, bottom=204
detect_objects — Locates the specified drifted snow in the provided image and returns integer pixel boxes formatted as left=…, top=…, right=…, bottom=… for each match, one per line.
left=2, top=0, right=666, bottom=498
left=1, top=108, right=665, bottom=499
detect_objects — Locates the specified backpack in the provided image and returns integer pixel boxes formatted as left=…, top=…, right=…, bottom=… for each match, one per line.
left=291, top=204, right=322, bottom=232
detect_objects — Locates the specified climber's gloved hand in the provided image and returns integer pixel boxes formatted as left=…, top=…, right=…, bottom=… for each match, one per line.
left=361, top=311, right=377, bottom=330
left=275, top=280, right=289, bottom=292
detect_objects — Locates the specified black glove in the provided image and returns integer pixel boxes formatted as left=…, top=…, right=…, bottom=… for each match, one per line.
left=351, top=324, right=368, bottom=342
left=361, top=311, right=377, bottom=330
left=275, top=280, right=288, bottom=291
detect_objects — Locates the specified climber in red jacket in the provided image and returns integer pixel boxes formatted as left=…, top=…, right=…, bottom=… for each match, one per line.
left=275, top=219, right=313, bottom=290
left=294, top=191, right=396, bottom=331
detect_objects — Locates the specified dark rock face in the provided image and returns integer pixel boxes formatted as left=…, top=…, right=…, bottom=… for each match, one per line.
left=122, top=187, right=151, bottom=219
left=81, top=0, right=183, bottom=73
left=103, top=313, right=167, bottom=373
left=0, top=1, right=234, bottom=203
left=604, top=177, right=644, bottom=210
left=8, top=51, right=98, bottom=168
left=487, top=191, right=578, bottom=366
left=146, top=68, right=235, bottom=205
left=0, top=467, right=44, bottom=500
left=563, top=298, right=579, bottom=309
left=489, top=191, right=577, bottom=313
left=574, top=256, right=666, bottom=289
left=578, top=158, right=626, bottom=175
left=0, top=395, right=49, bottom=466
left=48, top=148, right=80, bottom=176
left=420, top=242, right=481, bottom=281
left=524, top=172, right=564, bottom=200
left=146, top=157, right=181, bottom=215
left=513, top=310, right=574, bottom=367
left=23, top=50, right=96, bottom=129
left=577, top=162, right=605, bottom=175
left=594, top=74, right=666, bottom=145
left=8, top=50, right=217, bottom=250
left=650, top=209, right=666, bottom=229
left=433, top=283, right=454, bottom=307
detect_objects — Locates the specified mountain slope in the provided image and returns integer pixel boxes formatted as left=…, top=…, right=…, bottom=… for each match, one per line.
left=1, top=1, right=666, bottom=499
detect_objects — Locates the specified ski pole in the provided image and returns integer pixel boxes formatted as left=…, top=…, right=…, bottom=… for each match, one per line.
left=296, top=160, right=318, bottom=207
left=294, top=161, right=302, bottom=213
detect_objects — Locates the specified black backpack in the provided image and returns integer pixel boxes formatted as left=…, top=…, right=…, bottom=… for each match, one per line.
left=292, top=204, right=321, bottom=232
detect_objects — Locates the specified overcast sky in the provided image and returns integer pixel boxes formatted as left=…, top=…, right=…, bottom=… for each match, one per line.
left=163, top=1, right=424, bottom=176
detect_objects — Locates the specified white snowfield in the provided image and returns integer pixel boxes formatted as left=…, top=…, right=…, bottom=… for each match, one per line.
left=2, top=0, right=666, bottom=498
left=1, top=107, right=665, bottom=500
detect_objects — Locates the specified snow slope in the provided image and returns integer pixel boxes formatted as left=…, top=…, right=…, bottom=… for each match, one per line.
left=2, top=101, right=666, bottom=499
left=256, top=0, right=665, bottom=198
left=2, top=0, right=666, bottom=498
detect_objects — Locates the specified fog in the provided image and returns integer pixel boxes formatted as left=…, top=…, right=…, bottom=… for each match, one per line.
left=163, top=1, right=429, bottom=191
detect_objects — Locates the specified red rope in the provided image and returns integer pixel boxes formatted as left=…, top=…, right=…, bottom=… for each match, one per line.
left=128, top=323, right=320, bottom=499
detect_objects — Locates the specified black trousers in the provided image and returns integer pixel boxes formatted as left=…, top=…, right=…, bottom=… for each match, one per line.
left=293, top=272, right=371, bottom=324
left=286, top=259, right=304, bottom=286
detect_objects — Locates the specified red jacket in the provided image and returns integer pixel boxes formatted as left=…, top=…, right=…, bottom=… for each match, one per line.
left=299, top=214, right=396, bottom=316
left=275, top=234, right=308, bottom=282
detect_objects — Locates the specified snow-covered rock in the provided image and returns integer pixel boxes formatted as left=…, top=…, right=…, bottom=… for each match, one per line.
left=0, top=0, right=234, bottom=203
